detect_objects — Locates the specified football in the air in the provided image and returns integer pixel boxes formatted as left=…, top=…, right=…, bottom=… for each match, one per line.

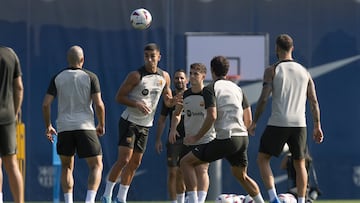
left=130, top=8, right=152, bottom=30
left=278, top=193, right=297, bottom=203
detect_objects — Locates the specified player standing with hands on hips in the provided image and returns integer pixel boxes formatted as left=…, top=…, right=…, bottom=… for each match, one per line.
left=101, top=43, right=175, bottom=203
left=42, top=45, right=106, bottom=203
left=248, top=34, right=324, bottom=203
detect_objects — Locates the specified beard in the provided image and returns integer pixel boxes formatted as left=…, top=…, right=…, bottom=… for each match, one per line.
left=175, top=83, right=184, bottom=91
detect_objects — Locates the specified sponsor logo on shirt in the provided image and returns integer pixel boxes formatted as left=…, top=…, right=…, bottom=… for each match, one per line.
left=142, top=89, right=149, bottom=96
left=186, top=110, right=204, bottom=117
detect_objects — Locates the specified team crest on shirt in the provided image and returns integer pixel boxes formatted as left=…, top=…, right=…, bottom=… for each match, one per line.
left=157, top=79, right=163, bottom=86
left=142, top=89, right=149, bottom=96
left=200, top=101, right=204, bottom=107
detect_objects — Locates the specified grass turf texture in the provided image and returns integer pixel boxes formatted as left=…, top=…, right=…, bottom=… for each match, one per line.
left=13, top=201, right=360, bottom=203
left=128, top=201, right=360, bottom=203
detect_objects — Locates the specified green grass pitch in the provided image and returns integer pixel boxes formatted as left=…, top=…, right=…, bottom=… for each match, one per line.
left=15, top=201, right=360, bottom=203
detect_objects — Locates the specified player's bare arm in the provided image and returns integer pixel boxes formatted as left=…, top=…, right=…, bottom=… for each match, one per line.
left=162, top=71, right=174, bottom=107
left=92, top=92, right=105, bottom=136
left=42, top=94, right=57, bottom=142
left=307, top=77, right=320, bottom=125
left=185, top=106, right=216, bottom=145
left=13, top=76, right=24, bottom=117
left=169, top=110, right=181, bottom=144
left=307, top=76, right=324, bottom=143
left=115, top=71, right=151, bottom=114
left=253, top=66, right=274, bottom=122
left=116, top=71, right=139, bottom=106
left=243, top=107, right=252, bottom=129
left=249, top=66, right=274, bottom=135
left=155, top=114, right=167, bottom=154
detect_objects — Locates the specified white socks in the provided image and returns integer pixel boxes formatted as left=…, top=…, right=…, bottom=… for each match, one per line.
left=252, top=193, right=265, bottom=203
left=177, top=193, right=185, bottom=203
left=267, top=188, right=278, bottom=201
left=116, top=184, right=130, bottom=202
left=186, top=191, right=197, bottom=203
left=103, top=180, right=116, bottom=198
left=64, top=193, right=73, bottom=203
left=298, top=197, right=305, bottom=203
left=197, top=191, right=207, bottom=203
left=85, top=190, right=97, bottom=203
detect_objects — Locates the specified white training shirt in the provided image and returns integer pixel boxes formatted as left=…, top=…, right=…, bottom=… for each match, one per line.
left=204, top=79, right=249, bottom=139
left=268, top=60, right=310, bottom=127
left=183, top=89, right=216, bottom=145
left=121, top=66, right=166, bottom=127
left=47, top=67, right=101, bottom=133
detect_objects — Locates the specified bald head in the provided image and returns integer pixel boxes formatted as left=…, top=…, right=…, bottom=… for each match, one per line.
left=67, top=45, right=84, bottom=68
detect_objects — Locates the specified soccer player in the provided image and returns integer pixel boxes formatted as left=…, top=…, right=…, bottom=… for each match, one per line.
left=155, top=69, right=188, bottom=203
left=42, top=45, right=106, bottom=203
left=249, top=34, right=324, bottom=203
left=0, top=46, right=24, bottom=203
left=101, top=43, right=174, bottom=203
left=180, top=57, right=265, bottom=203
left=169, top=63, right=216, bottom=203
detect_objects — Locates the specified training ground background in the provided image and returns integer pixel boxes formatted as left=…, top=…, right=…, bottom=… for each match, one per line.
left=1, top=0, right=360, bottom=202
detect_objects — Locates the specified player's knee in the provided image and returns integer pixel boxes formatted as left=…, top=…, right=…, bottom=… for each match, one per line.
left=116, top=156, right=131, bottom=167
left=127, top=158, right=142, bottom=170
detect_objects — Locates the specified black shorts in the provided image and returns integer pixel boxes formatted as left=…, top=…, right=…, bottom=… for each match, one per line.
left=166, top=141, right=185, bottom=167
left=178, top=144, right=196, bottom=164
left=259, top=125, right=307, bottom=159
left=118, top=117, right=149, bottom=153
left=0, top=122, right=17, bottom=156
left=192, top=136, right=249, bottom=167
left=57, top=130, right=102, bottom=158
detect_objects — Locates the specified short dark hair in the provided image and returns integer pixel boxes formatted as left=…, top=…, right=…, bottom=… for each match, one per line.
left=276, top=34, right=293, bottom=51
left=144, top=43, right=160, bottom=52
left=210, top=56, right=229, bottom=77
left=174, top=68, right=186, bottom=77
left=190, top=63, right=207, bottom=74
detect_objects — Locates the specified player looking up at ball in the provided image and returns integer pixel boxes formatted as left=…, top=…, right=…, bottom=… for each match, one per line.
left=42, top=45, right=106, bottom=203
left=101, top=43, right=175, bottom=203
left=249, top=34, right=324, bottom=203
